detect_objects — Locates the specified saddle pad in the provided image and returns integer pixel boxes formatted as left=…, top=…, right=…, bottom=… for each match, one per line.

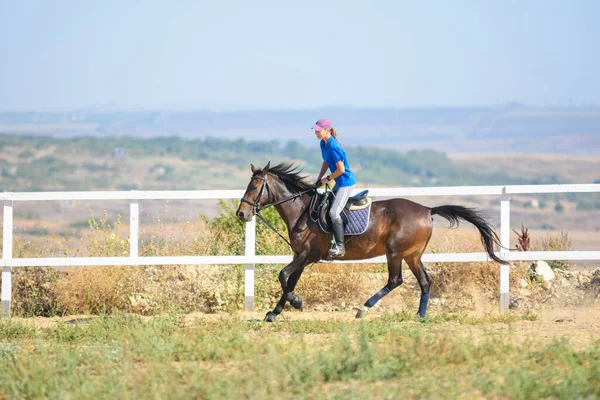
left=318, top=202, right=372, bottom=235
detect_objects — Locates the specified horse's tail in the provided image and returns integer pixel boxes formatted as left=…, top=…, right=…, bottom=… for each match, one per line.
left=430, top=205, right=507, bottom=264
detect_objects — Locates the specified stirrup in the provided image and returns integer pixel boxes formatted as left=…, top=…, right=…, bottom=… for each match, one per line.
left=329, top=242, right=345, bottom=257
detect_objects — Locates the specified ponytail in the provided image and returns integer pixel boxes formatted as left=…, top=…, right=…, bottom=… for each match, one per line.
left=330, top=128, right=341, bottom=144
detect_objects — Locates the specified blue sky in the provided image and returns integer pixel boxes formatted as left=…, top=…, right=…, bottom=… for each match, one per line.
left=1, top=0, right=599, bottom=111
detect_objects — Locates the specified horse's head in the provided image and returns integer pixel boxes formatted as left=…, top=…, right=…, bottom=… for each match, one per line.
left=236, top=161, right=271, bottom=222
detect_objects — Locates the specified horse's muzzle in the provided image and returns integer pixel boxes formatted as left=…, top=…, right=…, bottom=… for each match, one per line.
left=236, top=210, right=254, bottom=222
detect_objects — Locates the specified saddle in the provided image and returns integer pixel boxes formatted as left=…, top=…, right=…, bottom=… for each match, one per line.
left=314, top=189, right=372, bottom=235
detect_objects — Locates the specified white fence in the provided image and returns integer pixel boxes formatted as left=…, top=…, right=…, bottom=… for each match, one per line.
left=2, top=184, right=600, bottom=317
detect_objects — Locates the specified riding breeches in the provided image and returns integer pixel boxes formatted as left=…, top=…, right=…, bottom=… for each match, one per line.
left=329, top=185, right=354, bottom=223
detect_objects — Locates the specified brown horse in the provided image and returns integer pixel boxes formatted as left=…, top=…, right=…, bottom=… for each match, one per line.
left=236, top=161, right=506, bottom=322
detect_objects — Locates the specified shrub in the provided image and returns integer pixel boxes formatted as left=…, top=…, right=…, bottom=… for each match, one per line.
left=513, top=224, right=531, bottom=251
left=299, top=263, right=381, bottom=308
left=4, top=236, right=69, bottom=316
left=532, top=230, right=572, bottom=270
left=85, top=210, right=129, bottom=257
left=197, top=199, right=245, bottom=256
left=428, top=231, right=525, bottom=307
left=19, top=150, right=34, bottom=159
left=51, top=265, right=140, bottom=314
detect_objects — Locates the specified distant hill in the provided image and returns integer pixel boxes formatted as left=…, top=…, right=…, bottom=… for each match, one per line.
left=1, top=105, right=599, bottom=154
left=1, top=134, right=598, bottom=194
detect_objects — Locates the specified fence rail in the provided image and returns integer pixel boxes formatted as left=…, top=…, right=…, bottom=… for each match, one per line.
left=2, top=184, right=600, bottom=317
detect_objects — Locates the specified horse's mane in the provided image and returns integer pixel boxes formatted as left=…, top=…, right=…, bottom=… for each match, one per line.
left=255, top=161, right=313, bottom=193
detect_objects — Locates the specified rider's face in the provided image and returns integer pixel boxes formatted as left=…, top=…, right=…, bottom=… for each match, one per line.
left=314, top=128, right=330, bottom=141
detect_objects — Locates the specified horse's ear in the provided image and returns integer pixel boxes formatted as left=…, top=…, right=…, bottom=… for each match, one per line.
left=250, top=164, right=256, bottom=173
left=264, top=161, right=271, bottom=173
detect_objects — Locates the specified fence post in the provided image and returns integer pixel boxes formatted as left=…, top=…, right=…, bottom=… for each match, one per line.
left=244, top=216, right=256, bottom=311
left=2, top=201, right=13, bottom=317
left=130, top=201, right=139, bottom=257
left=500, top=192, right=510, bottom=310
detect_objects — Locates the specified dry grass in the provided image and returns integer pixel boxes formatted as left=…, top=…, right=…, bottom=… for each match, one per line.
left=426, top=230, right=526, bottom=311
left=532, top=229, right=573, bottom=270
left=300, top=263, right=385, bottom=309
left=51, top=266, right=137, bottom=314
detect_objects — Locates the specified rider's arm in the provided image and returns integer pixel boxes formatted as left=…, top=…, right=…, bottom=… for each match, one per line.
left=320, top=161, right=345, bottom=185
left=317, top=161, right=328, bottom=181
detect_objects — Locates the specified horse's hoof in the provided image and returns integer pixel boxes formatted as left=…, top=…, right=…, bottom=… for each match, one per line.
left=355, top=306, right=369, bottom=319
left=264, top=312, right=278, bottom=322
left=290, top=296, right=303, bottom=310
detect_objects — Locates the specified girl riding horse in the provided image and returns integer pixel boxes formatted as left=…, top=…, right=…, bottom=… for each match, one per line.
left=236, top=162, right=506, bottom=322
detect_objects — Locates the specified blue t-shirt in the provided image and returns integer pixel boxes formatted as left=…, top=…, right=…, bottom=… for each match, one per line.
left=320, top=137, right=357, bottom=187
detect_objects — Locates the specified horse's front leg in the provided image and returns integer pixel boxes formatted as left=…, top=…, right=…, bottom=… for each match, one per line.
left=265, top=255, right=308, bottom=322
left=266, top=270, right=305, bottom=322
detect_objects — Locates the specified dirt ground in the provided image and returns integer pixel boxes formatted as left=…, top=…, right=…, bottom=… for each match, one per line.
left=233, top=306, right=600, bottom=350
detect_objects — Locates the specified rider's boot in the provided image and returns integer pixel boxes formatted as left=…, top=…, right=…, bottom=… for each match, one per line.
left=329, top=218, right=346, bottom=257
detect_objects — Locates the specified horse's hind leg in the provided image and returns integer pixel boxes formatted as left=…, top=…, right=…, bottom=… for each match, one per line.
left=405, top=252, right=432, bottom=318
left=356, top=251, right=403, bottom=318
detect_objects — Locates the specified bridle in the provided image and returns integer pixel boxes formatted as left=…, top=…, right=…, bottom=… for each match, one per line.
left=240, top=173, right=315, bottom=250
left=240, top=175, right=269, bottom=212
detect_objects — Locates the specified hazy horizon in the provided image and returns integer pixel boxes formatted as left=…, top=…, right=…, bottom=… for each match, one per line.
left=1, top=1, right=599, bottom=112
left=5, top=102, right=600, bottom=114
